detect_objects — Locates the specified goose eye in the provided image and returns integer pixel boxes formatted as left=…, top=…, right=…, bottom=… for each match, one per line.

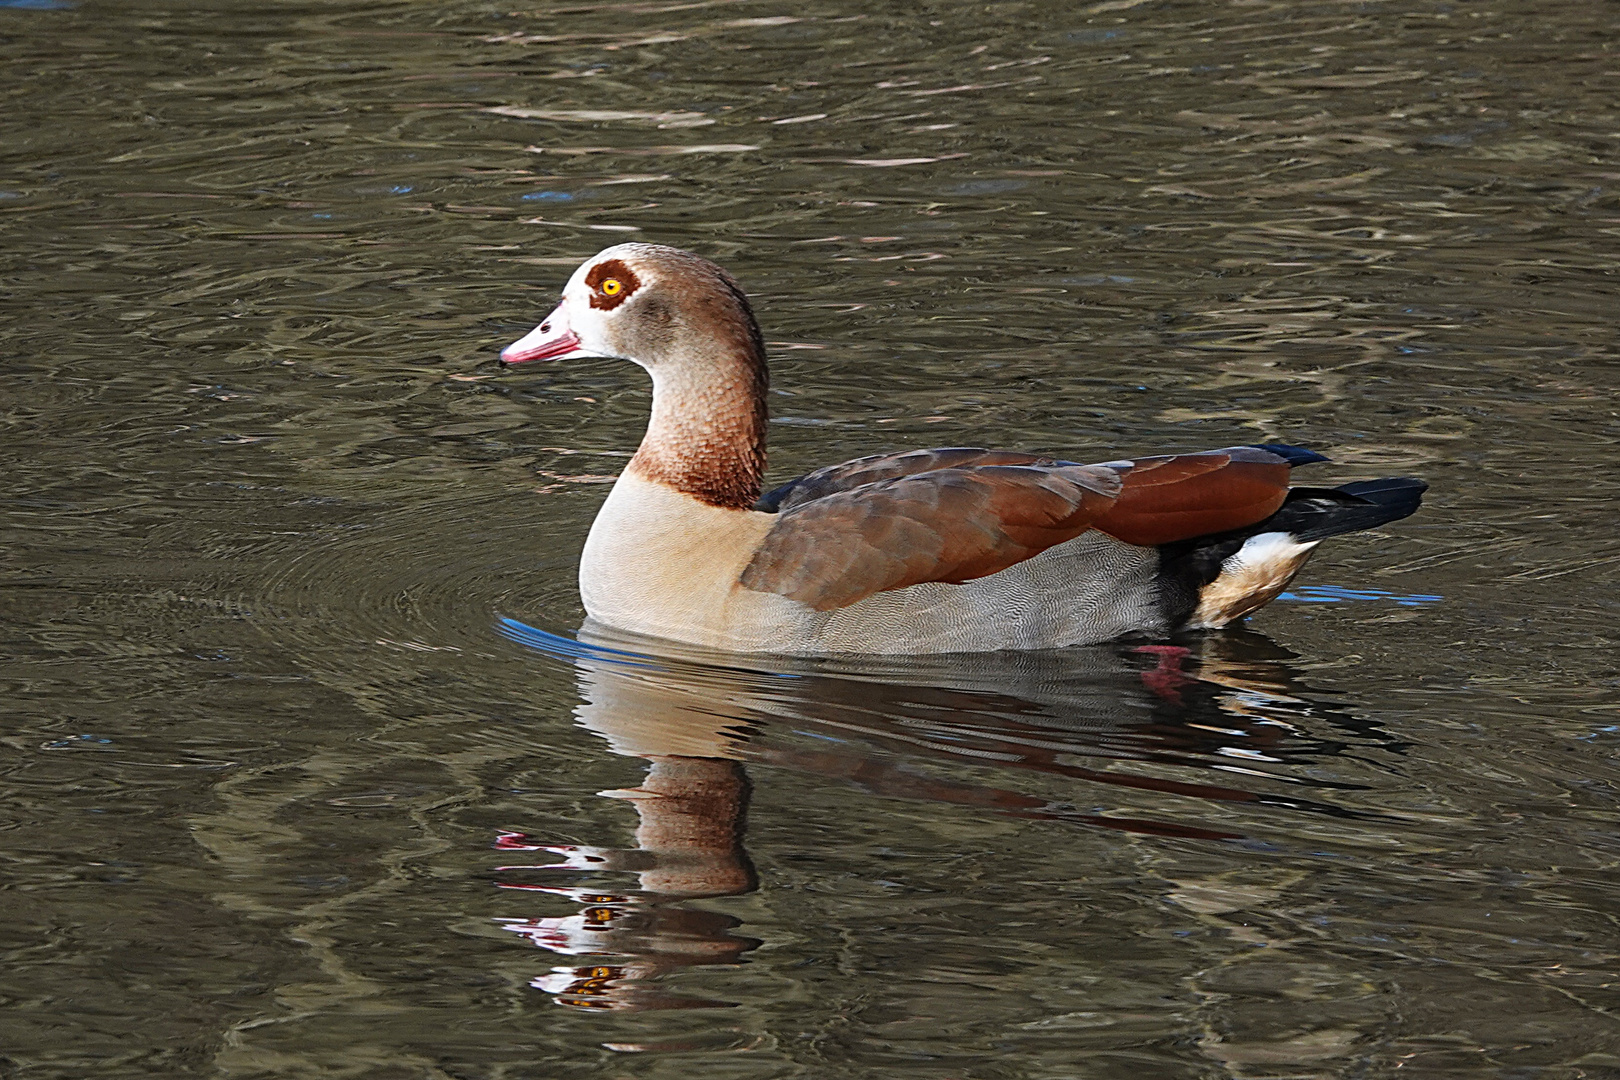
left=599, top=278, right=623, bottom=297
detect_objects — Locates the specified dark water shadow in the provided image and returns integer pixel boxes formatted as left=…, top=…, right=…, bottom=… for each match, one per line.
left=492, top=621, right=1407, bottom=1011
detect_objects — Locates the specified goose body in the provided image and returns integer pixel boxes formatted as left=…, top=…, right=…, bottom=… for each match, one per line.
left=502, top=244, right=1425, bottom=656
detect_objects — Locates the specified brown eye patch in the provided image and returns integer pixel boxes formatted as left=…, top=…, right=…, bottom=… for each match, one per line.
left=585, top=259, right=641, bottom=310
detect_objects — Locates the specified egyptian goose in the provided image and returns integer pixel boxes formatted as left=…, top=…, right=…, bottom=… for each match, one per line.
left=500, top=243, right=1425, bottom=655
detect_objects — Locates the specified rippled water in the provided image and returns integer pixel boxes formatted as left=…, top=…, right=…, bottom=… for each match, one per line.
left=3, top=0, right=1618, bottom=1075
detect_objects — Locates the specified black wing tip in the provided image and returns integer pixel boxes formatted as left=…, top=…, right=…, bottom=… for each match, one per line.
left=1337, top=476, right=1428, bottom=500
left=1249, top=442, right=1331, bottom=467
left=1286, top=476, right=1427, bottom=541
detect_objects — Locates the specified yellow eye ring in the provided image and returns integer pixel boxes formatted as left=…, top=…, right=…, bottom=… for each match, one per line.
left=600, top=278, right=622, bottom=296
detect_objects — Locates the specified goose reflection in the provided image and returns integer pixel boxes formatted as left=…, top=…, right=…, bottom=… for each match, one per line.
left=494, top=621, right=1399, bottom=1011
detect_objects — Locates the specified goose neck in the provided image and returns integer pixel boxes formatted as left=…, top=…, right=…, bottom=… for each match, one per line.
left=628, top=352, right=768, bottom=510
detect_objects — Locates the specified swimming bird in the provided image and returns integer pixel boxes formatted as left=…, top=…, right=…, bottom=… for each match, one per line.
left=500, top=243, right=1425, bottom=655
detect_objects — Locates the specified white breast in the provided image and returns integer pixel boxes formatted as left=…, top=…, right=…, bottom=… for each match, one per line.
left=578, top=473, right=781, bottom=643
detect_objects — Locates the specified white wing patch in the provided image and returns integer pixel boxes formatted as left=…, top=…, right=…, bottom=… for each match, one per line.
left=1186, top=532, right=1320, bottom=630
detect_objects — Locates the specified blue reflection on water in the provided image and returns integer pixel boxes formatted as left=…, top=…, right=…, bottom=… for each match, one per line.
left=1280, top=585, right=1443, bottom=606
left=496, top=617, right=664, bottom=669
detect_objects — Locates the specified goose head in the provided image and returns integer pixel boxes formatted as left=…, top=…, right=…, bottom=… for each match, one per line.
left=500, top=243, right=765, bottom=376
left=500, top=243, right=771, bottom=510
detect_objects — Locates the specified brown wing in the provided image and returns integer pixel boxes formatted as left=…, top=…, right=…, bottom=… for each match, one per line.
left=1089, top=446, right=1293, bottom=546
left=754, top=448, right=1059, bottom=513
left=740, top=463, right=1123, bottom=611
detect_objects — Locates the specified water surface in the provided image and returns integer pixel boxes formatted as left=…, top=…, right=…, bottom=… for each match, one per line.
left=3, top=0, right=1618, bottom=1076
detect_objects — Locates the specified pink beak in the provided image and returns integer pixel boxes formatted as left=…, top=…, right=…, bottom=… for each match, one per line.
left=501, top=302, right=585, bottom=365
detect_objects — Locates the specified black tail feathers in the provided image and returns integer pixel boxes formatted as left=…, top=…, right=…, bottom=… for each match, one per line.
left=1271, top=477, right=1427, bottom=542
left=1335, top=476, right=1429, bottom=503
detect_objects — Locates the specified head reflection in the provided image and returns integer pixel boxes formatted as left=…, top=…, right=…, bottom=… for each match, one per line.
left=495, top=621, right=1397, bottom=1011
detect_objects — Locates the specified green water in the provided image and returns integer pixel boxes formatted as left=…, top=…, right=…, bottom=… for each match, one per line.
left=3, top=0, right=1618, bottom=1076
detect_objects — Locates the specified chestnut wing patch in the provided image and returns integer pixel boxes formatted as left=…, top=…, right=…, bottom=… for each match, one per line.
left=740, top=463, right=1123, bottom=611
left=1090, top=447, right=1293, bottom=546
left=754, top=447, right=1057, bottom=513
